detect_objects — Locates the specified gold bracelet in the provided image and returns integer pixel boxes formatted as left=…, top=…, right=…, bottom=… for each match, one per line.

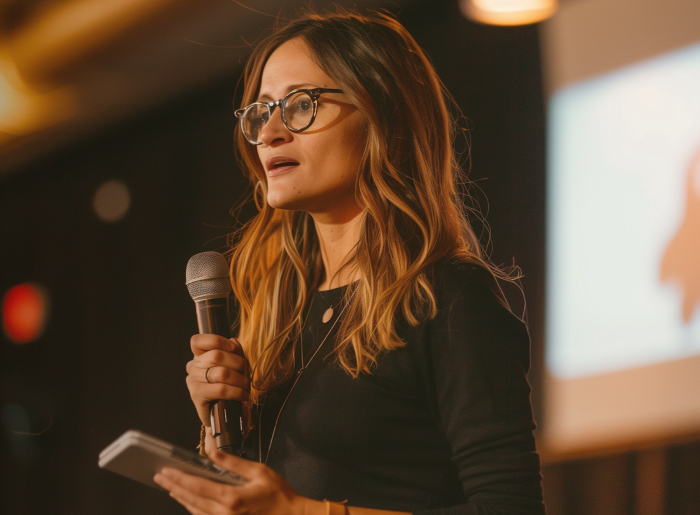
left=323, top=499, right=348, bottom=515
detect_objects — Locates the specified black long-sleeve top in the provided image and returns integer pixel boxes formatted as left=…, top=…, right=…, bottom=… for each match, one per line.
left=241, top=259, right=545, bottom=514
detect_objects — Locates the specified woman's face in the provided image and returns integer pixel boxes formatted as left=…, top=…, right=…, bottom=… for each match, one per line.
left=255, top=38, right=367, bottom=219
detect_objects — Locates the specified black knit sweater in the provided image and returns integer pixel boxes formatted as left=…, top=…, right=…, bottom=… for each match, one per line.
left=241, top=259, right=545, bottom=514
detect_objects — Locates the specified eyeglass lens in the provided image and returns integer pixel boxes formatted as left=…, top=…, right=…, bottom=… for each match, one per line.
left=242, top=91, right=315, bottom=143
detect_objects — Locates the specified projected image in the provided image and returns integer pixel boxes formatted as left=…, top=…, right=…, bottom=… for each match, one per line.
left=547, top=42, right=700, bottom=379
left=661, top=147, right=700, bottom=323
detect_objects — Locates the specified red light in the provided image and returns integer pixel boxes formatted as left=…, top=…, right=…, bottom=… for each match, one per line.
left=2, top=283, right=48, bottom=344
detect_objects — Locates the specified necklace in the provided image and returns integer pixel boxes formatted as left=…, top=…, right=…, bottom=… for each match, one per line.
left=322, top=305, right=334, bottom=323
left=258, top=286, right=356, bottom=464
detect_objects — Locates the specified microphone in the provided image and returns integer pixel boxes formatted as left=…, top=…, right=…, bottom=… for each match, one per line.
left=185, top=251, right=242, bottom=455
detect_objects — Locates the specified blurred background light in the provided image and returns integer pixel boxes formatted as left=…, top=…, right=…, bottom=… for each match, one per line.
left=93, top=179, right=131, bottom=222
left=0, top=54, right=74, bottom=138
left=460, top=0, right=558, bottom=26
left=2, top=283, right=50, bottom=344
left=7, top=0, right=178, bottom=84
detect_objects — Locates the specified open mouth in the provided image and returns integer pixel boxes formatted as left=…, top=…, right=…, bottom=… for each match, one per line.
left=271, top=161, right=298, bottom=169
left=266, top=156, right=300, bottom=174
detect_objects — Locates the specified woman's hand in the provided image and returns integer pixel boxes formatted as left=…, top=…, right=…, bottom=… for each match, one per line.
left=154, top=450, right=321, bottom=515
left=186, top=335, right=250, bottom=427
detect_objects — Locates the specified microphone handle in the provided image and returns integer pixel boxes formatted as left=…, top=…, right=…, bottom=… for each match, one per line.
left=195, top=297, right=243, bottom=456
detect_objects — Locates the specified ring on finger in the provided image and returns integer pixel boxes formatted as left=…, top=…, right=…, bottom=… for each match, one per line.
left=205, top=367, right=213, bottom=384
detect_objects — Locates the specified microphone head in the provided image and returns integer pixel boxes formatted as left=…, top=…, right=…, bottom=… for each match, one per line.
left=185, top=252, right=232, bottom=301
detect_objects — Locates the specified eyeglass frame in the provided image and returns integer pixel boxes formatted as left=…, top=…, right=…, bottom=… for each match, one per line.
left=234, top=88, right=345, bottom=145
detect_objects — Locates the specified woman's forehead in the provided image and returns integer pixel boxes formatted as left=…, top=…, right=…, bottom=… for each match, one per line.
left=257, top=39, right=337, bottom=100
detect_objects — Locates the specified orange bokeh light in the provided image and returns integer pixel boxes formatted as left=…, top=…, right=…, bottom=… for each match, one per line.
left=2, top=283, right=48, bottom=344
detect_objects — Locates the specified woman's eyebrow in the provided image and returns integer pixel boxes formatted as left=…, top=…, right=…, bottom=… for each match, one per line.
left=256, top=83, right=319, bottom=102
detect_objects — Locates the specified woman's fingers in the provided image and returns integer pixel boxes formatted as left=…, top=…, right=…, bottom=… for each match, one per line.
left=186, top=378, right=250, bottom=402
left=186, top=335, right=250, bottom=428
left=191, top=335, right=244, bottom=357
left=189, top=349, right=248, bottom=376
left=196, top=382, right=250, bottom=402
left=169, top=490, right=210, bottom=515
left=187, top=378, right=249, bottom=427
left=209, top=449, right=262, bottom=479
left=187, top=360, right=248, bottom=387
left=187, top=381, right=249, bottom=428
left=186, top=352, right=250, bottom=392
left=155, top=469, right=229, bottom=514
left=193, top=365, right=250, bottom=390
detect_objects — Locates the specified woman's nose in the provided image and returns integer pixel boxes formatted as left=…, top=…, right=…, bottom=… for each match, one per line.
left=258, top=107, right=291, bottom=146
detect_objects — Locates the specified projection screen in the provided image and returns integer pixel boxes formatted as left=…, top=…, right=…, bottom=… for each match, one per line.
left=541, top=0, right=700, bottom=457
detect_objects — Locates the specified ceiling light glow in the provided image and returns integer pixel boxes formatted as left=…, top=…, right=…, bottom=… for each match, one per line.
left=460, top=0, right=558, bottom=26
left=0, top=54, right=75, bottom=137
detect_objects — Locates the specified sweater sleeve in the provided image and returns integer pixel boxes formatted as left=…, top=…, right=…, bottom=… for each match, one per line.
left=414, top=262, right=545, bottom=515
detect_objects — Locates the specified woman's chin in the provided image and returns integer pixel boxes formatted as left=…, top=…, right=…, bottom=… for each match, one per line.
left=267, top=193, right=304, bottom=211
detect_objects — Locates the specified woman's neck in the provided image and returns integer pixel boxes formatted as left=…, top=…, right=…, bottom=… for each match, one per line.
left=312, top=206, right=364, bottom=291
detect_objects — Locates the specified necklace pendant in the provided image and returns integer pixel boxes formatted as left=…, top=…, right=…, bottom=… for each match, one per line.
left=322, top=306, right=334, bottom=323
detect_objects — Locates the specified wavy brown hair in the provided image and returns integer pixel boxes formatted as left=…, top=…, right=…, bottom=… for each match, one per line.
left=230, top=10, right=508, bottom=400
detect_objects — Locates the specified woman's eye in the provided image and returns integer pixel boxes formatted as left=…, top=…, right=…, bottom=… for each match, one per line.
left=284, top=93, right=315, bottom=129
left=289, top=99, right=311, bottom=114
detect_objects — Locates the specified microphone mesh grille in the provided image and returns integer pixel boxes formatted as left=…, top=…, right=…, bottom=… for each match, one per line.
left=185, top=251, right=232, bottom=301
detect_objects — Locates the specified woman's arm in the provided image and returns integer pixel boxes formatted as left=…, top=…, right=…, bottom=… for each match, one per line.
left=413, top=262, right=544, bottom=514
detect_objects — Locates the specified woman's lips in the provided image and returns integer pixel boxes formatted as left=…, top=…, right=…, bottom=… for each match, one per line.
left=267, top=163, right=299, bottom=177
left=265, top=156, right=300, bottom=176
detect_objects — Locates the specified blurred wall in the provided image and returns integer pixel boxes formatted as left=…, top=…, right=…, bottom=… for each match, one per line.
left=540, top=0, right=700, bottom=94
left=1, top=79, right=244, bottom=514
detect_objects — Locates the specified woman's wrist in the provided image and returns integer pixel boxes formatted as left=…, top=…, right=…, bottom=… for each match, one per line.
left=295, top=497, right=327, bottom=515
left=298, top=499, right=410, bottom=515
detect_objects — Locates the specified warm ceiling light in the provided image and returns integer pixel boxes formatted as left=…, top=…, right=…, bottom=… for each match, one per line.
left=460, top=0, right=558, bottom=26
left=0, top=54, right=74, bottom=137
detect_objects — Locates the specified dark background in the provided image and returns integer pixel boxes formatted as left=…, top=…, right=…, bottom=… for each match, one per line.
left=1, top=1, right=698, bottom=514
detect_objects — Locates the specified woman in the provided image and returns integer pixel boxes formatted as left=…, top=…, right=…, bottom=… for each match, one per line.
left=154, top=10, right=545, bottom=515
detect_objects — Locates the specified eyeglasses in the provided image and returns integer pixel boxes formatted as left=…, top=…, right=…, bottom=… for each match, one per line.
left=235, top=88, right=344, bottom=145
